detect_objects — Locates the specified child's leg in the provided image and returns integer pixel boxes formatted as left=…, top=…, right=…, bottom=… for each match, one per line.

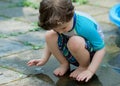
left=67, top=36, right=90, bottom=78
left=45, top=30, right=69, bottom=76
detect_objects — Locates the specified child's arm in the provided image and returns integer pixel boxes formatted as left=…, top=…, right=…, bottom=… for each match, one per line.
left=76, top=47, right=106, bottom=82
left=42, top=44, right=52, bottom=63
left=88, top=47, right=105, bottom=74
left=27, top=44, right=51, bottom=66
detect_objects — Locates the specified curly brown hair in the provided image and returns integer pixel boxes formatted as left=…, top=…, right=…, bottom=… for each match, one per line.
left=38, top=0, right=74, bottom=30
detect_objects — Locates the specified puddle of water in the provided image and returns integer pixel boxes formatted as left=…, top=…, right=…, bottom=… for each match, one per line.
left=111, top=67, right=120, bottom=73
left=34, top=70, right=102, bottom=86
left=103, top=31, right=120, bottom=74
left=29, top=43, right=120, bottom=86
left=108, top=53, right=120, bottom=73
left=115, top=30, right=120, bottom=48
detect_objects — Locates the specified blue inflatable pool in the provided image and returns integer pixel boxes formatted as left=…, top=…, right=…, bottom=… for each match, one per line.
left=109, top=4, right=120, bottom=28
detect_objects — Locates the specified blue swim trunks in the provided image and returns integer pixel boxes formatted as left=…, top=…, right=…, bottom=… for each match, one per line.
left=58, top=33, right=95, bottom=66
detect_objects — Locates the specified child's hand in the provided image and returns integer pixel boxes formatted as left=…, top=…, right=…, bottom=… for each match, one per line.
left=76, top=69, right=94, bottom=82
left=27, top=59, right=46, bottom=66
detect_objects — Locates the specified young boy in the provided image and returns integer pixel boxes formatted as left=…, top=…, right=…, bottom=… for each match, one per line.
left=27, top=0, right=105, bottom=82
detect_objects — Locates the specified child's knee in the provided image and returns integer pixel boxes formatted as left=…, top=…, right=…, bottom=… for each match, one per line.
left=67, top=36, right=85, bottom=52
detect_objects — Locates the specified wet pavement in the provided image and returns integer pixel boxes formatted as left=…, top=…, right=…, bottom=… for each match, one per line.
left=0, top=0, right=120, bottom=86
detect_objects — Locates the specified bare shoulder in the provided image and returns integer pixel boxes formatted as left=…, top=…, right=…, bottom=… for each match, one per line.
left=45, top=30, right=58, bottom=38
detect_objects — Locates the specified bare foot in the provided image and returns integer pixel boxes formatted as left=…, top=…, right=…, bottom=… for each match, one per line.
left=69, top=66, right=86, bottom=79
left=53, top=64, right=69, bottom=76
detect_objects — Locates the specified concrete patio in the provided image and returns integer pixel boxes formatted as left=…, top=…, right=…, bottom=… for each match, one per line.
left=0, top=0, right=120, bottom=86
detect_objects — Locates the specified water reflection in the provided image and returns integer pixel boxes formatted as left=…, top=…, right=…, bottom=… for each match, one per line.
left=115, top=30, right=120, bottom=48
left=109, top=53, right=120, bottom=73
left=34, top=71, right=102, bottom=86
left=56, top=75, right=102, bottom=86
left=35, top=73, right=55, bottom=85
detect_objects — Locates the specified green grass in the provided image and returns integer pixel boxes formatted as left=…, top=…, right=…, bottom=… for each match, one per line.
left=23, top=41, right=44, bottom=50
left=17, top=0, right=39, bottom=9
left=29, top=22, right=41, bottom=32
left=0, top=22, right=41, bottom=39
left=72, top=0, right=88, bottom=4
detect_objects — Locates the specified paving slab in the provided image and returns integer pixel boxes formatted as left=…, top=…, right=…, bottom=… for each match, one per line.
left=0, top=0, right=120, bottom=86
left=0, top=67, right=26, bottom=85
left=0, top=7, right=23, bottom=18
left=104, top=28, right=119, bottom=47
left=13, top=7, right=39, bottom=23
left=21, top=7, right=39, bottom=16
left=0, top=49, right=59, bottom=83
left=0, top=19, right=34, bottom=34
left=88, top=0, right=119, bottom=8
left=74, top=4, right=109, bottom=16
left=1, top=0, right=41, bottom=4
left=0, top=50, right=47, bottom=75
left=0, top=49, right=120, bottom=86
left=0, top=39, right=30, bottom=57
left=0, top=7, right=38, bottom=18
left=0, top=17, right=7, bottom=21
left=16, top=14, right=39, bottom=23
left=109, top=53, right=120, bottom=68
left=96, top=66, right=120, bottom=86
left=0, top=0, right=23, bottom=4
left=98, top=23, right=120, bottom=52
left=2, top=77, right=54, bottom=86
left=0, top=1, right=15, bottom=10
left=9, top=31, right=45, bottom=46
left=100, top=23, right=118, bottom=32
left=94, top=13, right=111, bottom=24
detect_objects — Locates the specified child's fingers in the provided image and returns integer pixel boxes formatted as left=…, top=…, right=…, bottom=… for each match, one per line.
left=27, top=60, right=34, bottom=65
left=27, top=60, right=39, bottom=66
left=36, top=62, right=43, bottom=66
left=27, top=61, right=35, bottom=66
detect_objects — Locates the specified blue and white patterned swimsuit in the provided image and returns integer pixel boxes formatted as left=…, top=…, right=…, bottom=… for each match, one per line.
left=57, top=11, right=105, bottom=66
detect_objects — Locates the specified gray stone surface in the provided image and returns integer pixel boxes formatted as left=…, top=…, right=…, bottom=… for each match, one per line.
left=9, top=31, right=45, bottom=46
left=100, top=23, right=118, bottom=32
left=0, top=67, right=26, bottom=85
left=0, top=0, right=23, bottom=4
left=0, top=19, right=34, bottom=34
left=0, top=17, right=7, bottom=21
left=0, top=7, right=23, bottom=18
left=96, top=66, right=120, bottom=86
left=21, top=7, right=39, bottom=16
left=3, top=77, right=54, bottom=86
left=75, top=4, right=109, bottom=16
left=0, top=49, right=59, bottom=85
left=17, top=14, right=39, bottom=23
left=0, top=50, right=44, bottom=74
left=109, top=54, right=120, bottom=68
left=0, top=7, right=38, bottom=18
left=94, top=14, right=111, bottom=23
left=0, top=1, right=15, bottom=10
left=88, top=0, right=119, bottom=8
left=0, top=39, right=30, bottom=57
left=0, top=49, right=59, bottom=77
left=0, top=0, right=120, bottom=86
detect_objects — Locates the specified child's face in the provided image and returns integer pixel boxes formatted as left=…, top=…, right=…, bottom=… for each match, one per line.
left=53, top=18, right=73, bottom=34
